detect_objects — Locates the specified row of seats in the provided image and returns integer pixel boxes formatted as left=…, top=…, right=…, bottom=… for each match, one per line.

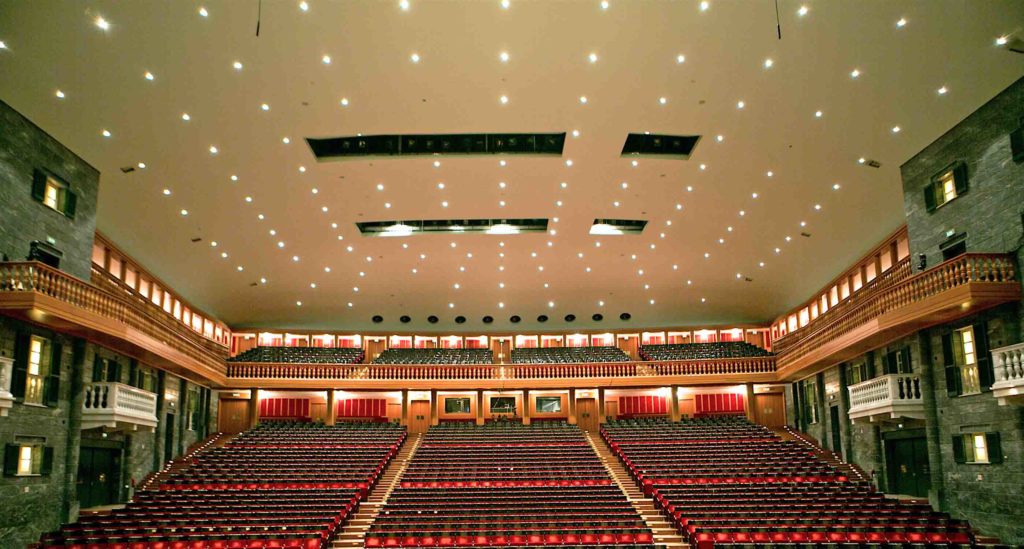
left=372, top=349, right=494, bottom=364
left=367, top=422, right=654, bottom=548
left=601, top=417, right=975, bottom=548
left=229, top=346, right=365, bottom=364
left=638, top=342, right=772, bottom=361
left=40, top=421, right=407, bottom=549
left=510, top=346, right=629, bottom=364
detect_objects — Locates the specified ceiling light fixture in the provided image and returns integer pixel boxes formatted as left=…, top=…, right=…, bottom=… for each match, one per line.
left=322, top=54, right=332, bottom=64
left=499, top=95, right=509, bottom=104
left=764, top=58, right=773, bottom=68
left=579, top=96, right=588, bottom=104
left=144, top=71, right=154, bottom=81
left=499, top=51, right=509, bottom=63
left=233, top=61, right=243, bottom=70
left=937, top=86, right=948, bottom=95
left=850, top=68, right=861, bottom=78
left=797, top=5, right=808, bottom=16
left=197, top=7, right=208, bottom=17
left=55, top=90, right=65, bottom=99
left=410, top=52, right=420, bottom=63
left=340, top=97, right=349, bottom=106
left=996, top=36, right=1009, bottom=46
left=299, top=1, right=309, bottom=11
left=94, top=16, right=110, bottom=30
left=699, top=1, right=709, bottom=11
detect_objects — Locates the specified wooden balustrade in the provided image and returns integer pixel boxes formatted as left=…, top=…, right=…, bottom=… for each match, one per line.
left=225, top=356, right=777, bottom=382
left=0, top=262, right=227, bottom=376
left=774, top=253, right=1018, bottom=370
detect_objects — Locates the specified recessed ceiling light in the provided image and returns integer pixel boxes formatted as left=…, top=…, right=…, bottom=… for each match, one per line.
left=631, top=160, right=639, bottom=167
left=718, top=238, right=725, bottom=244
left=292, top=255, right=300, bottom=262
left=752, top=192, right=758, bottom=198
left=136, top=162, right=146, bottom=169
left=55, top=90, right=65, bottom=99
left=0, top=41, right=7, bottom=50
left=814, top=110, right=823, bottom=118
left=237, top=265, right=244, bottom=272
left=687, top=185, right=694, bottom=192
left=366, top=256, right=373, bottom=262
left=180, top=209, right=188, bottom=216
left=277, top=241, right=285, bottom=247
left=410, top=52, right=420, bottom=63
left=595, top=241, right=601, bottom=247
left=197, top=7, right=208, bottom=17
left=737, top=100, right=745, bottom=109
left=298, top=166, right=306, bottom=173
left=499, top=51, right=510, bottom=63
left=282, top=137, right=291, bottom=144
left=797, top=5, right=808, bottom=16
left=858, top=157, right=866, bottom=164
left=162, top=188, right=171, bottom=196
left=727, top=226, right=733, bottom=232
left=775, top=247, right=781, bottom=253
left=94, top=16, right=110, bottom=30
left=613, top=201, right=620, bottom=207
left=441, top=200, right=449, bottom=207
left=233, top=61, right=243, bottom=70
left=579, top=96, right=588, bottom=104
left=565, top=159, right=573, bottom=167
left=261, top=103, right=270, bottom=111
left=832, top=183, right=841, bottom=190
left=701, top=297, right=706, bottom=303
left=996, top=36, right=1009, bottom=46
left=588, top=52, right=599, bottom=63
left=659, top=96, right=668, bottom=105
left=339, top=97, right=349, bottom=107
left=270, top=229, right=277, bottom=236
left=499, top=160, right=507, bottom=166
left=448, top=302, right=455, bottom=308
left=621, top=181, right=628, bottom=189
left=296, top=301, right=302, bottom=307
left=322, top=54, right=332, bottom=64
left=399, top=0, right=410, bottom=10
left=850, top=68, right=861, bottom=78
left=676, top=203, right=683, bottom=210
left=101, top=129, right=111, bottom=138
left=716, top=135, right=724, bottom=142
left=209, top=145, right=218, bottom=154
left=800, top=221, right=807, bottom=227
left=814, top=204, right=822, bottom=210
left=687, top=280, right=692, bottom=285
left=764, top=58, right=773, bottom=68
left=348, top=246, right=355, bottom=252
left=704, top=252, right=710, bottom=258
left=499, top=95, right=509, bottom=104
left=896, top=17, right=907, bottom=27
left=699, top=1, right=709, bottom=11
left=676, top=54, right=686, bottom=64
left=144, top=71, right=155, bottom=81
left=937, top=86, right=948, bottom=95
left=499, top=200, right=506, bottom=207
left=433, top=160, right=441, bottom=167
left=260, top=277, right=267, bottom=284
left=892, top=126, right=901, bottom=133
left=324, top=266, right=332, bottom=273
left=500, top=0, right=510, bottom=7
left=299, top=1, right=309, bottom=11
left=600, top=0, right=609, bottom=9
left=244, top=196, right=252, bottom=203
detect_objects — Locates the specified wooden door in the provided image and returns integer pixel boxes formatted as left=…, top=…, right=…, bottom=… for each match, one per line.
left=408, top=400, right=431, bottom=434
left=605, top=400, right=618, bottom=420
left=753, top=393, right=785, bottom=427
left=365, top=340, right=387, bottom=363
left=218, top=399, right=249, bottom=434
left=617, top=336, right=639, bottom=360
left=577, top=398, right=598, bottom=431
left=886, top=437, right=930, bottom=497
left=77, top=447, right=122, bottom=509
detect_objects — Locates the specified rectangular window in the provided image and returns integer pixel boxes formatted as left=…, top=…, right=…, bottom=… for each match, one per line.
left=536, top=396, right=562, bottom=413
left=490, top=396, right=516, bottom=414
left=925, top=161, right=968, bottom=212
left=25, top=336, right=50, bottom=405
left=848, top=360, right=867, bottom=385
left=4, top=443, right=50, bottom=477
left=444, top=397, right=471, bottom=414
left=956, top=327, right=981, bottom=395
left=801, top=379, right=819, bottom=424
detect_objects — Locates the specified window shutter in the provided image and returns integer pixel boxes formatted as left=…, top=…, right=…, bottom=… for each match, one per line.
left=45, top=342, right=62, bottom=407
left=865, top=351, right=877, bottom=379
left=11, top=333, right=30, bottom=399
left=40, top=446, right=54, bottom=475
left=900, top=347, right=913, bottom=373
left=953, top=162, right=969, bottom=195
left=942, top=333, right=961, bottom=397
left=986, top=433, right=1003, bottom=464
left=3, top=444, right=19, bottom=476
left=974, top=323, right=993, bottom=390
left=63, top=190, right=77, bottom=219
left=924, top=185, right=937, bottom=212
left=109, top=360, right=121, bottom=383
left=952, top=435, right=966, bottom=464
left=884, top=351, right=898, bottom=375
left=128, top=360, right=138, bottom=388
left=31, top=170, right=47, bottom=202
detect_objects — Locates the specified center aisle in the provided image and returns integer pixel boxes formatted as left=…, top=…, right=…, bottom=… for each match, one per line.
left=364, top=422, right=656, bottom=548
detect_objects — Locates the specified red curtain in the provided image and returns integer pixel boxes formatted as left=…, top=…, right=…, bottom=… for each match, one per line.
left=695, top=393, right=746, bottom=415
left=337, top=398, right=388, bottom=418
left=619, top=395, right=668, bottom=416
left=259, top=398, right=311, bottom=419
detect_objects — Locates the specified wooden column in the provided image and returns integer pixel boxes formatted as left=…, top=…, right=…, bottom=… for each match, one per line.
left=568, top=388, right=577, bottom=424
left=598, top=388, right=606, bottom=424
left=325, top=389, right=336, bottom=426
left=670, top=385, right=681, bottom=422
left=247, top=388, right=259, bottom=429
left=522, top=389, right=531, bottom=425
left=430, top=389, right=439, bottom=426
left=401, top=389, right=409, bottom=426
left=745, top=383, right=756, bottom=422
left=476, top=390, right=484, bottom=425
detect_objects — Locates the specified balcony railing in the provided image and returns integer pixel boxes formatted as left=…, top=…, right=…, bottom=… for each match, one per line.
left=82, top=382, right=159, bottom=431
left=0, top=262, right=228, bottom=378
left=847, top=373, right=925, bottom=423
left=991, top=342, right=1024, bottom=406
left=774, top=253, right=1019, bottom=371
left=225, top=356, right=776, bottom=382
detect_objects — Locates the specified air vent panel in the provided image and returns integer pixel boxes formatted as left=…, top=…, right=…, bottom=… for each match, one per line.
left=308, top=132, right=566, bottom=161
left=621, top=133, right=700, bottom=159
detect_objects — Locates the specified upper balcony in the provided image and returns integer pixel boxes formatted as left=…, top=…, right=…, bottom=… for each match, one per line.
left=0, top=261, right=228, bottom=385
left=991, top=342, right=1024, bottom=406
left=847, top=373, right=925, bottom=424
left=774, top=253, right=1020, bottom=380
left=82, top=382, right=159, bottom=431
left=224, top=356, right=778, bottom=389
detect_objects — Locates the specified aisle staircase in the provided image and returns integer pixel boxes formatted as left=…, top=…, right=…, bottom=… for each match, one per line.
left=776, top=426, right=871, bottom=483
left=584, top=431, right=688, bottom=548
left=135, top=431, right=234, bottom=493
left=332, top=433, right=423, bottom=548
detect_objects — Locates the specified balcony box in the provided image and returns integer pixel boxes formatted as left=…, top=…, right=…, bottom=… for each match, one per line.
left=0, top=357, right=14, bottom=417
left=991, top=342, right=1024, bottom=406
left=847, top=373, right=925, bottom=423
left=82, top=382, right=158, bottom=431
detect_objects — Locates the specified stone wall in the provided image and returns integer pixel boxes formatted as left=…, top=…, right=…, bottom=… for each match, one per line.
left=0, top=100, right=100, bottom=280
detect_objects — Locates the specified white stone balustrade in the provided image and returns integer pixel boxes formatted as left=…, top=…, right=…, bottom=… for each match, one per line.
left=0, top=357, right=14, bottom=417
left=82, top=382, right=159, bottom=431
left=991, top=342, right=1024, bottom=406
left=847, top=373, right=925, bottom=423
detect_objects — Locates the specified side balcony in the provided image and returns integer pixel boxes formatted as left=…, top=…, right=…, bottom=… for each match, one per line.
left=82, top=382, right=159, bottom=431
left=223, top=356, right=778, bottom=389
left=775, top=253, right=1021, bottom=380
left=991, top=342, right=1024, bottom=406
left=0, top=262, right=228, bottom=385
left=847, top=373, right=925, bottom=424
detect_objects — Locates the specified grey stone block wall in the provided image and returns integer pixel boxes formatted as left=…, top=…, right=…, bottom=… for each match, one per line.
left=0, top=100, right=99, bottom=281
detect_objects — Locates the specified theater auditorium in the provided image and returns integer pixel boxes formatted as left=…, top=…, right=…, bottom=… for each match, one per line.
left=1, top=1, right=1023, bottom=548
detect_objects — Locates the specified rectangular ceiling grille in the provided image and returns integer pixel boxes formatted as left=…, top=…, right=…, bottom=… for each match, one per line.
left=620, top=133, right=701, bottom=159
left=307, top=133, right=566, bottom=161
left=357, top=218, right=549, bottom=237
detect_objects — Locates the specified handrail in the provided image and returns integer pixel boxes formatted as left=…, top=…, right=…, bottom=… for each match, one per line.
left=774, top=253, right=1018, bottom=366
left=0, top=261, right=228, bottom=375
left=225, top=356, right=776, bottom=381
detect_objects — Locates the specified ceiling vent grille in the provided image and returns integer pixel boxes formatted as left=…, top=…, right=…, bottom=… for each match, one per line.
left=620, top=133, right=701, bottom=159
left=307, top=132, right=566, bottom=161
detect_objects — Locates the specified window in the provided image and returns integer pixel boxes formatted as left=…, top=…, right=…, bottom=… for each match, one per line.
left=490, top=396, right=516, bottom=414
left=953, top=432, right=1002, bottom=464
left=31, top=170, right=77, bottom=218
left=847, top=360, right=868, bottom=385
left=942, top=324, right=993, bottom=397
left=25, top=336, right=50, bottom=405
left=924, top=161, right=968, bottom=212
left=187, top=386, right=202, bottom=431
left=3, top=444, right=52, bottom=477
left=882, top=346, right=913, bottom=375
left=956, top=327, right=981, bottom=395
left=536, top=396, right=562, bottom=413
left=444, top=397, right=471, bottom=414
left=800, top=379, right=819, bottom=425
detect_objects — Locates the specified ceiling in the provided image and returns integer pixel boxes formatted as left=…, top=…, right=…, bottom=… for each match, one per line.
left=1, top=0, right=1022, bottom=333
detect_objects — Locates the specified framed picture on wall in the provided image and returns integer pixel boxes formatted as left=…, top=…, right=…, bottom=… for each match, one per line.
left=536, top=396, right=562, bottom=413
left=444, top=397, right=471, bottom=414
